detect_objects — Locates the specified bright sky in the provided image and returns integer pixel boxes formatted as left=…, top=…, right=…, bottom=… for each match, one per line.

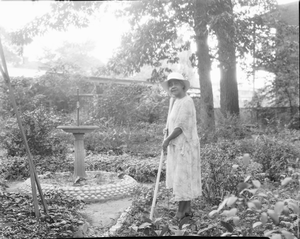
left=0, top=1, right=130, bottom=64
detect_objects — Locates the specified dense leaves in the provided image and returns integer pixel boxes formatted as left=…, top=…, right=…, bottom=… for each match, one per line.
left=0, top=74, right=97, bottom=116
left=0, top=106, right=68, bottom=157
left=0, top=155, right=73, bottom=181
left=112, top=149, right=299, bottom=238
left=92, top=83, right=169, bottom=126
left=85, top=154, right=166, bottom=184
left=84, top=122, right=165, bottom=156
left=0, top=190, right=85, bottom=239
left=252, top=135, right=300, bottom=182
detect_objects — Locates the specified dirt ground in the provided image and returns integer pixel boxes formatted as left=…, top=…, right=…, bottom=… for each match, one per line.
left=78, top=198, right=133, bottom=229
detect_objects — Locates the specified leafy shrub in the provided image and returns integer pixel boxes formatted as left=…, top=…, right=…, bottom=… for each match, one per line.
left=92, top=83, right=168, bottom=126
left=0, top=107, right=69, bottom=157
left=287, top=111, right=300, bottom=130
left=0, top=190, right=86, bottom=239
left=0, top=155, right=73, bottom=180
left=84, top=153, right=165, bottom=183
left=252, top=135, right=300, bottom=182
left=201, top=140, right=263, bottom=205
left=0, top=77, right=38, bottom=116
left=199, top=113, right=255, bottom=145
left=207, top=154, right=299, bottom=238
left=0, top=74, right=95, bottom=117
left=84, top=122, right=164, bottom=157
left=200, top=134, right=299, bottom=202
left=117, top=154, right=299, bottom=238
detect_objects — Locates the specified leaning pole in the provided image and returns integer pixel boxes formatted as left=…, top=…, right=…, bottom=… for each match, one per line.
left=0, top=37, right=48, bottom=219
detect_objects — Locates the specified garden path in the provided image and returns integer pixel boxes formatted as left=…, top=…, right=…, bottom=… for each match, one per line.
left=78, top=198, right=132, bottom=228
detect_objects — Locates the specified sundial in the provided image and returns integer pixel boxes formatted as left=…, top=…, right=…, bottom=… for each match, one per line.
left=57, top=88, right=99, bottom=178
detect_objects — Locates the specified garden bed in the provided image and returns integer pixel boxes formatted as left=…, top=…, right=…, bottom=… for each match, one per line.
left=38, top=171, right=122, bottom=187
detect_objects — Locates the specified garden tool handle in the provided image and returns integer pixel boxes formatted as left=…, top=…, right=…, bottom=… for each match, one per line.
left=150, top=149, right=165, bottom=221
left=150, top=98, right=174, bottom=221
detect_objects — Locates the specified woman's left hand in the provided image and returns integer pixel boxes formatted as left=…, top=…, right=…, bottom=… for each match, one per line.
left=162, top=139, right=170, bottom=154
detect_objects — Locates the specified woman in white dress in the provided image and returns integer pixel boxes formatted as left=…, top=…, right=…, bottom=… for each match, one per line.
left=161, top=72, right=202, bottom=222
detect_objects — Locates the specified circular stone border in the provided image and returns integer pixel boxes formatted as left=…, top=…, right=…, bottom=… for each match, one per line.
left=21, top=171, right=138, bottom=202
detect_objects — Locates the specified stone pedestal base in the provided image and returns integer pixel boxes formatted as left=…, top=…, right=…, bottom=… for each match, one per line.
left=73, top=133, right=86, bottom=178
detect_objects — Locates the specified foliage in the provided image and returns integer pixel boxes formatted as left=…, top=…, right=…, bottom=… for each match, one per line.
left=198, top=113, right=256, bottom=145
left=101, top=0, right=216, bottom=130
left=252, top=135, right=300, bottom=182
left=255, top=16, right=299, bottom=109
left=0, top=155, right=73, bottom=181
left=206, top=153, right=299, bottom=238
left=287, top=111, right=300, bottom=130
left=84, top=123, right=164, bottom=157
left=0, top=106, right=68, bottom=157
left=0, top=77, right=39, bottom=115
left=114, top=153, right=299, bottom=238
left=200, top=140, right=263, bottom=205
left=84, top=153, right=166, bottom=184
left=8, top=0, right=294, bottom=130
left=0, top=74, right=96, bottom=117
left=91, top=83, right=168, bottom=126
left=214, top=113, right=254, bottom=140
left=242, top=3, right=299, bottom=121
left=0, top=190, right=86, bottom=239
left=199, top=135, right=299, bottom=204
left=0, top=26, right=23, bottom=66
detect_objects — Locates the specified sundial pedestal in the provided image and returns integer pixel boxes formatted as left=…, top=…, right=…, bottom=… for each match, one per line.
left=74, top=133, right=86, bottom=178
left=57, top=126, right=99, bottom=178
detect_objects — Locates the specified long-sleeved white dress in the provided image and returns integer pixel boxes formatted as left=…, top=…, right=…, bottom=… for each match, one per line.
left=166, top=95, right=202, bottom=201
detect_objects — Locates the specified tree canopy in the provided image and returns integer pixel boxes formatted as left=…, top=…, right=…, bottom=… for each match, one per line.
left=2, top=0, right=297, bottom=128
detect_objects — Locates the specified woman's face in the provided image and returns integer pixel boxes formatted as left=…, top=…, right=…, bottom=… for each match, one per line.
left=168, top=79, right=185, bottom=98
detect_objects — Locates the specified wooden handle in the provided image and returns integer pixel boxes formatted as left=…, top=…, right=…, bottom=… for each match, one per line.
left=150, top=150, right=164, bottom=220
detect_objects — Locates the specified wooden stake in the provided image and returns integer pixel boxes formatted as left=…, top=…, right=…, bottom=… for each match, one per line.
left=0, top=38, right=48, bottom=217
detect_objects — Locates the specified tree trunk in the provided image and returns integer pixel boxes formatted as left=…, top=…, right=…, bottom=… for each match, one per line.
left=218, top=36, right=239, bottom=117
left=193, top=0, right=215, bottom=131
left=214, top=0, right=239, bottom=117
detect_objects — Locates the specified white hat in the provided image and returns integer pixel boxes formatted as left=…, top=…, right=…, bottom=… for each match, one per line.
left=161, top=72, right=190, bottom=92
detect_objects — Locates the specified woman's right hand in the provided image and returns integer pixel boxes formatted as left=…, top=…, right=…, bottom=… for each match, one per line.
left=163, top=128, right=168, bottom=136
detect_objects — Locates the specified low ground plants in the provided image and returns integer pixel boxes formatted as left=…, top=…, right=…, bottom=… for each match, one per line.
left=252, top=135, right=300, bottom=182
left=84, top=121, right=164, bottom=157
left=201, top=141, right=263, bottom=205
left=85, top=153, right=165, bottom=183
left=114, top=154, right=299, bottom=237
left=207, top=154, right=300, bottom=238
left=0, top=189, right=86, bottom=239
left=0, top=155, right=73, bottom=180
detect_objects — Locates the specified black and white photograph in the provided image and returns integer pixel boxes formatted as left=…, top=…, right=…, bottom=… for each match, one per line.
left=0, top=0, right=299, bottom=238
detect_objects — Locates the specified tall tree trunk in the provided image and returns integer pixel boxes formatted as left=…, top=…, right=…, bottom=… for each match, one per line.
left=218, top=36, right=239, bottom=116
left=193, top=0, right=215, bottom=131
left=214, top=0, right=239, bottom=117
